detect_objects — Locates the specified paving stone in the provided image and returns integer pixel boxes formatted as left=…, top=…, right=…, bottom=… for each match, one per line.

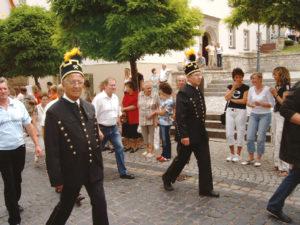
left=1, top=138, right=300, bottom=225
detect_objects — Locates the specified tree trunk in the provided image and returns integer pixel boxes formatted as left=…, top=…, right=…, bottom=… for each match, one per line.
left=33, top=76, right=39, bottom=86
left=129, top=58, right=138, bottom=89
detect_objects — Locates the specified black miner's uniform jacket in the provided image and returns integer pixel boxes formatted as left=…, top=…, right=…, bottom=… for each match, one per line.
left=45, top=98, right=104, bottom=188
left=176, top=84, right=208, bottom=143
left=279, top=82, right=300, bottom=168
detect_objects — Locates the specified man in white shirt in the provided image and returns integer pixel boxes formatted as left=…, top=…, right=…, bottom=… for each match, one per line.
left=159, top=64, right=171, bottom=83
left=92, top=78, right=135, bottom=179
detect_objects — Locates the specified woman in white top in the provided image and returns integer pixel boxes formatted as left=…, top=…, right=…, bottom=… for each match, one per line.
left=242, top=72, right=275, bottom=167
left=34, top=92, right=49, bottom=163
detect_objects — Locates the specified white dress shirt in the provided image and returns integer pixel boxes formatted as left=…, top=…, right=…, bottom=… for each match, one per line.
left=159, top=69, right=171, bottom=82
left=92, top=91, right=121, bottom=126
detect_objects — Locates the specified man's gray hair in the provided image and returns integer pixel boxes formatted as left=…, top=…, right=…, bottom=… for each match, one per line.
left=0, top=77, right=8, bottom=85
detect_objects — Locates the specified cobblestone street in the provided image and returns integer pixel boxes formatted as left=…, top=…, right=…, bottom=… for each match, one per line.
left=1, top=138, right=300, bottom=225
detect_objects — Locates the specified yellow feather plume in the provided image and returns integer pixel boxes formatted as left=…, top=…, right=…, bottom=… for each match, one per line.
left=185, top=48, right=195, bottom=57
left=64, top=47, right=82, bottom=62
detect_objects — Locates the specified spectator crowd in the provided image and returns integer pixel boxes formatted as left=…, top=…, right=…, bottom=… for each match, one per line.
left=1, top=47, right=299, bottom=224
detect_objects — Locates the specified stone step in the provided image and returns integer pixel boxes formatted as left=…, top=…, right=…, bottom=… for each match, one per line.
left=207, top=128, right=272, bottom=142
left=205, top=119, right=271, bottom=132
left=210, top=78, right=300, bottom=84
left=206, top=114, right=221, bottom=120
left=205, top=120, right=225, bottom=129
left=205, top=92, right=226, bottom=96
left=207, top=81, right=278, bottom=88
left=205, top=87, right=228, bottom=92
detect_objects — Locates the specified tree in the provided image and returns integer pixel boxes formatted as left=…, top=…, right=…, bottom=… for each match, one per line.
left=0, top=5, right=61, bottom=84
left=51, top=0, right=202, bottom=85
left=226, top=0, right=300, bottom=30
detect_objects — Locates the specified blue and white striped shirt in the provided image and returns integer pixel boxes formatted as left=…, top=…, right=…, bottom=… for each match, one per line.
left=0, top=98, right=31, bottom=150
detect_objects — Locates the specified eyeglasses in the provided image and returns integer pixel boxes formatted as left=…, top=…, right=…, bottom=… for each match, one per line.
left=65, top=80, right=84, bottom=86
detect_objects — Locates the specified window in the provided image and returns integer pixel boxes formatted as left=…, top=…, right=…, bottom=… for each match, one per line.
left=243, top=30, right=250, bottom=50
left=229, top=28, right=236, bottom=48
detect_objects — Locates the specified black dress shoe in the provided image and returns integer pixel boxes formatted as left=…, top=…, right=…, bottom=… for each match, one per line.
left=18, top=205, right=24, bottom=213
left=199, top=190, right=220, bottom=198
left=120, top=174, right=135, bottom=179
left=267, top=207, right=292, bottom=223
left=162, top=176, right=174, bottom=191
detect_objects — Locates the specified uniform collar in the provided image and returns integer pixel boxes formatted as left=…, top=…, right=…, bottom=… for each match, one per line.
left=63, top=94, right=80, bottom=106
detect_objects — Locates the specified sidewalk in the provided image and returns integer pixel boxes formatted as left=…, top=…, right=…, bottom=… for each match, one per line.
left=0, top=138, right=299, bottom=225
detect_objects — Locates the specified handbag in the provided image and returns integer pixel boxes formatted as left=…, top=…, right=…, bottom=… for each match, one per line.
left=220, top=101, right=229, bottom=126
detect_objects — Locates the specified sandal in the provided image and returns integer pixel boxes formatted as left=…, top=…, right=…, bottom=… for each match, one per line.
left=254, top=161, right=262, bottom=167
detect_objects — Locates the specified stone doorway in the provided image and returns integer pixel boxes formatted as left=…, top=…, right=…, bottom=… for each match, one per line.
left=202, top=32, right=211, bottom=65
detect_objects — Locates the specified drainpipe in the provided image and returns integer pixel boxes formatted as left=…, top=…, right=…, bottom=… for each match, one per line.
left=256, top=24, right=261, bottom=72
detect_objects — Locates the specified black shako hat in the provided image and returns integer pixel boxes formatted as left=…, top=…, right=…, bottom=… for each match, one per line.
left=59, top=48, right=84, bottom=80
left=184, top=62, right=201, bottom=76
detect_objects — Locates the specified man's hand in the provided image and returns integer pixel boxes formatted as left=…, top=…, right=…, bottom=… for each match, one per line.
left=35, top=145, right=43, bottom=157
left=98, top=130, right=104, bottom=140
left=181, top=137, right=190, bottom=146
left=55, top=185, right=63, bottom=193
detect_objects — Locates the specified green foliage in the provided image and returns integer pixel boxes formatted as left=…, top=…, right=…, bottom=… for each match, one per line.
left=284, top=39, right=295, bottom=46
left=226, top=0, right=300, bottom=30
left=0, top=5, right=61, bottom=81
left=282, top=43, right=300, bottom=53
left=51, top=0, right=202, bottom=78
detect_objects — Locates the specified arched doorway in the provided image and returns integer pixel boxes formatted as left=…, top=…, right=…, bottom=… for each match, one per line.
left=202, top=32, right=211, bottom=66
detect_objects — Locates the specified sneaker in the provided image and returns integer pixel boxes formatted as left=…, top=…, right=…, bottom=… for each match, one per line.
left=226, top=155, right=233, bottom=162
left=142, top=151, right=148, bottom=156
left=241, top=160, right=255, bottom=165
left=232, top=155, right=240, bottom=163
left=146, top=153, right=154, bottom=158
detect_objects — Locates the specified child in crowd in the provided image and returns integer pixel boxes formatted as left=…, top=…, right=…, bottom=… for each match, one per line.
left=156, top=83, right=174, bottom=162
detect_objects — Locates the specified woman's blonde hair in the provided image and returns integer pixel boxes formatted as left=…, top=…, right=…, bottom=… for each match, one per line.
left=273, top=66, right=291, bottom=86
left=250, top=72, right=263, bottom=80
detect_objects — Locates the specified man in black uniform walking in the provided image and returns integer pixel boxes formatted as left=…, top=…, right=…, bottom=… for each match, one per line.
left=162, top=62, right=219, bottom=198
left=44, top=48, right=109, bottom=225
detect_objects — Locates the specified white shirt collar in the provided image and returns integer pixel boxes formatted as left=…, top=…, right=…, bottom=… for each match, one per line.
left=102, top=90, right=114, bottom=99
left=63, top=94, right=80, bottom=105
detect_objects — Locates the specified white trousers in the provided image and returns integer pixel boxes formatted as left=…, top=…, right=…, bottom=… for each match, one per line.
left=225, top=108, right=247, bottom=147
left=271, top=112, right=289, bottom=171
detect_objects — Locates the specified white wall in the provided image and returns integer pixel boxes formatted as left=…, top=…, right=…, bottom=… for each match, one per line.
left=0, top=1, right=11, bottom=19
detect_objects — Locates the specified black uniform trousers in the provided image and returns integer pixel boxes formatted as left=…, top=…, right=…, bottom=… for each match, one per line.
left=46, top=180, right=109, bottom=225
left=163, top=140, right=213, bottom=194
left=0, top=145, right=25, bottom=225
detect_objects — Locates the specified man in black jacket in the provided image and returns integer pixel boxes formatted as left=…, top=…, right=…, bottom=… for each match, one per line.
left=162, top=62, right=219, bottom=198
left=44, top=48, right=109, bottom=225
left=267, top=82, right=300, bottom=224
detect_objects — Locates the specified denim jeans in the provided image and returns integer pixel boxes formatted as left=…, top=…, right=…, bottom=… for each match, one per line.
left=159, top=125, right=171, bottom=159
left=247, top=112, right=271, bottom=155
left=267, top=168, right=300, bottom=212
left=100, top=125, right=127, bottom=176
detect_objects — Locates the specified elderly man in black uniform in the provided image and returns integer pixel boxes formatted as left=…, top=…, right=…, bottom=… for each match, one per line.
left=162, top=62, right=219, bottom=198
left=44, top=48, right=109, bottom=225
left=267, top=82, right=300, bottom=223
